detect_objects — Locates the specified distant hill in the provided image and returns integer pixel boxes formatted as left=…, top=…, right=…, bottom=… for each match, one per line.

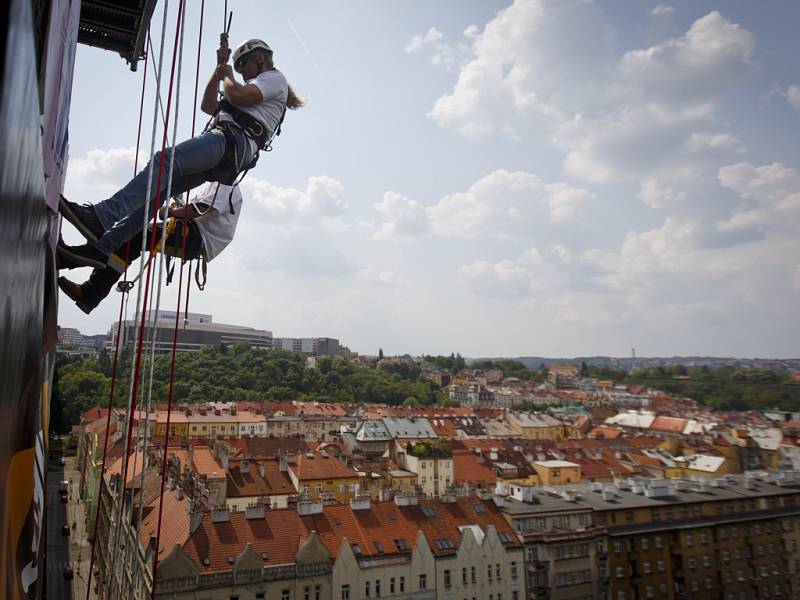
left=470, top=356, right=800, bottom=373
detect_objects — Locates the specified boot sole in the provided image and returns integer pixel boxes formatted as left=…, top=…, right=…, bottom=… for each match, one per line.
left=59, top=196, right=103, bottom=243
left=57, top=277, right=95, bottom=315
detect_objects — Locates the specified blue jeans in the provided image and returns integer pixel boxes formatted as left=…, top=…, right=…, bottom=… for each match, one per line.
left=92, top=128, right=250, bottom=254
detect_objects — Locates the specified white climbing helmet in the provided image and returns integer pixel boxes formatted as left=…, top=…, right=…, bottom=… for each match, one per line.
left=232, top=39, right=272, bottom=66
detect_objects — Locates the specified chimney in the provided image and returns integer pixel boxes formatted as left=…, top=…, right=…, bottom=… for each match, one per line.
left=245, top=504, right=266, bottom=520
left=175, top=486, right=184, bottom=501
left=188, top=500, right=203, bottom=534
left=242, top=457, right=249, bottom=473
left=211, top=507, right=231, bottom=523
left=257, top=461, right=265, bottom=478
left=349, top=494, right=371, bottom=511
left=279, top=455, right=289, bottom=472
left=221, top=452, right=229, bottom=474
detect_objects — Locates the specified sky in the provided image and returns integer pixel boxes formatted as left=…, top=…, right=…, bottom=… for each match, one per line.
left=60, top=0, right=800, bottom=358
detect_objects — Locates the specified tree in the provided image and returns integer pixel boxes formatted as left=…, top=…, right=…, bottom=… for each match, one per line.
left=402, top=396, right=419, bottom=407
left=378, top=348, right=384, bottom=359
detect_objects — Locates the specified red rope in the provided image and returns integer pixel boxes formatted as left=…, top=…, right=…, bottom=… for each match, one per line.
left=183, top=0, right=204, bottom=327
left=84, top=30, right=150, bottom=599
left=115, top=0, right=185, bottom=566
left=151, top=3, right=203, bottom=595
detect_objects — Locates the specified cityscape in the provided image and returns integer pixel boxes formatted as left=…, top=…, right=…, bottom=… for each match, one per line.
left=50, top=317, right=800, bottom=600
left=1, top=1, right=798, bottom=600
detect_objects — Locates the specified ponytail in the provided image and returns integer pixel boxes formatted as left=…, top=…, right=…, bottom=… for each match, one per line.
left=287, top=85, right=305, bottom=110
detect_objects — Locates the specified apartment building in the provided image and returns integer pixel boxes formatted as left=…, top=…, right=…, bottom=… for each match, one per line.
left=526, top=473, right=800, bottom=600
left=499, top=484, right=608, bottom=600
left=506, top=413, right=566, bottom=441
left=287, top=450, right=361, bottom=503
left=149, top=494, right=524, bottom=600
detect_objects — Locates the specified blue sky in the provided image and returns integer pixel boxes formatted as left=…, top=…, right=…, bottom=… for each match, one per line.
left=60, top=0, right=800, bottom=358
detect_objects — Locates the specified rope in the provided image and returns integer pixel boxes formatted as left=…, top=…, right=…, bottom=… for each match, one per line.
left=110, top=0, right=182, bottom=595
left=84, top=26, right=151, bottom=600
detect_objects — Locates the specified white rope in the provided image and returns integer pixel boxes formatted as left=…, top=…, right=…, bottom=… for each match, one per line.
left=128, top=1, right=188, bottom=593
left=110, top=0, right=170, bottom=595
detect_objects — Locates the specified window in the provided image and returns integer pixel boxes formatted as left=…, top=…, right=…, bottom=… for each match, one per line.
left=700, top=532, right=709, bottom=544
left=643, top=561, right=652, bottom=574
left=617, top=592, right=626, bottom=600
left=364, top=581, right=370, bottom=598
left=705, top=577, right=713, bottom=590
left=422, top=506, right=435, bottom=517
left=645, top=586, right=654, bottom=599
left=511, top=561, right=518, bottom=579
left=616, top=566, right=624, bottom=578
left=690, top=580, right=699, bottom=592
left=341, top=584, right=350, bottom=600
left=462, top=568, right=467, bottom=584
left=351, top=544, right=362, bottom=556
left=513, top=593, right=519, bottom=600
left=688, top=557, right=696, bottom=569
left=613, top=542, right=622, bottom=553
left=703, top=555, right=711, bottom=567
left=373, top=540, right=384, bottom=554
left=498, top=531, right=513, bottom=543
left=390, top=578, right=395, bottom=594
left=487, top=564, right=493, bottom=581
left=394, top=538, right=409, bottom=552
left=444, top=570, right=451, bottom=588
left=657, top=560, right=665, bottom=573
left=419, top=574, right=427, bottom=590
left=474, top=503, right=486, bottom=513
left=496, top=563, right=501, bottom=580
left=399, top=576, right=405, bottom=593
left=685, top=533, right=693, bottom=546
left=435, top=538, right=456, bottom=550
left=304, top=587, right=310, bottom=600
left=315, top=585, right=321, bottom=600
left=641, top=538, right=649, bottom=550
left=375, top=580, right=381, bottom=597
left=471, top=566, right=476, bottom=583
left=282, top=591, right=290, bottom=600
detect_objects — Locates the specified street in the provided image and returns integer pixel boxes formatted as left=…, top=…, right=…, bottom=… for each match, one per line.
left=45, top=454, right=95, bottom=599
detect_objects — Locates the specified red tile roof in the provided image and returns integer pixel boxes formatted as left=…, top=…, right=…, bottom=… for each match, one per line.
left=452, top=450, right=497, bottom=485
left=650, top=416, right=687, bottom=433
left=226, top=459, right=295, bottom=498
left=291, top=451, right=358, bottom=481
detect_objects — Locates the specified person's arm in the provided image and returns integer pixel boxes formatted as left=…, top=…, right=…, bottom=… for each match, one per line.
left=170, top=203, right=209, bottom=220
left=200, top=73, right=220, bottom=115
left=201, top=35, right=232, bottom=115
left=220, top=69, right=264, bottom=107
left=160, top=203, right=209, bottom=220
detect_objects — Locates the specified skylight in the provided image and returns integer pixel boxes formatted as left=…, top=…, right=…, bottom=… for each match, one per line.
left=473, top=503, right=486, bottom=514
left=434, top=538, right=455, bottom=550
left=422, top=506, right=435, bottom=518
left=394, top=538, right=409, bottom=552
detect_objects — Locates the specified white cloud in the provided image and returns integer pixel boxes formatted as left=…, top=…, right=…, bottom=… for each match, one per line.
left=618, top=11, right=754, bottom=101
left=373, top=169, right=590, bottom=240
left=404, top=27, right=443, bottom=53
left=404, top=26, right=469, bottom=70
left=242, top=175, right=347, bottom=223
left=786, top=85, right=800, bottom=111
left=372, top=192, right=430, bottom=240
left=638, top=177, right=686, bottom=208
left=65, top=147, right=142, bottom=201
left=356, top=267, right=408, bottom=287
left=651, top=4, right=674, bottom=16
left=458, top=258, right=532, bottom=298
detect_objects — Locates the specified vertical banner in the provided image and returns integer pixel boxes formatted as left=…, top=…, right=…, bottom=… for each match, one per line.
left=0, top=0, right=50, bottom=597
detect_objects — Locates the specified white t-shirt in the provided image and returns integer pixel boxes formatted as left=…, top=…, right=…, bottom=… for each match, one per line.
left=220, top=68, right=288, bottom=153
left=190, top=182, right=243, bottom=261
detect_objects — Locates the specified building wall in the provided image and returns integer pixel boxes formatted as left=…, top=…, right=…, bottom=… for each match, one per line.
left=403, top=454, right=454, bottom=497
left=330, top=531, right=436, bottom=600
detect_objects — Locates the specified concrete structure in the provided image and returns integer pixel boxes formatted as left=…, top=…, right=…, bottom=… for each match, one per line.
left=110, top=311, right=273, bottom=353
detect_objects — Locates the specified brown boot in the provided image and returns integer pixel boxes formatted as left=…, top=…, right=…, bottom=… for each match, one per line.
left=57, top=277, right=99, bottom=314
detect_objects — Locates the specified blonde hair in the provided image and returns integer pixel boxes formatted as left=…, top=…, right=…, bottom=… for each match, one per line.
left=287, top=85, right=305, bottom=109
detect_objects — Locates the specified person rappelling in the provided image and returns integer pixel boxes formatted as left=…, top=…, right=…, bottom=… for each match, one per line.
left=57, top=30, right=304, bottom=272
left=58, top=182, right=244, bottom=314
